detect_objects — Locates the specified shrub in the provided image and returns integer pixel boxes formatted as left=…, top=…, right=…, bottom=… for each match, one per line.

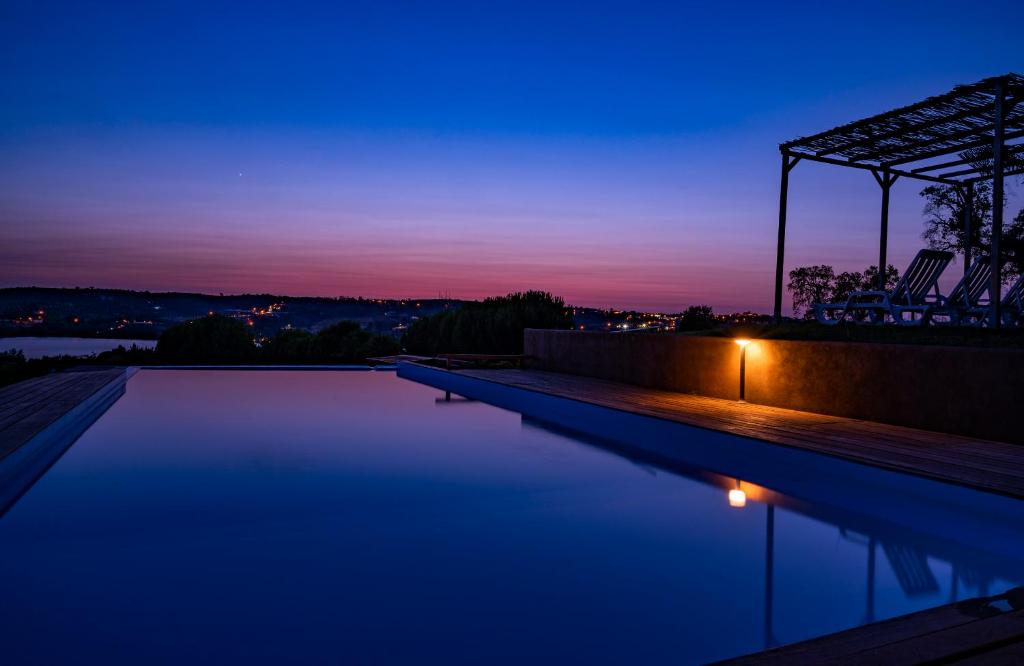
left=262, top=329, right=315, bottom=361
left=311, top=321, right=399, bottom=362
left=677, top=305, right=715, bottom=332
left=403, top=291, right=573, bottom=354
left=156, top=315, right=255, bottom=362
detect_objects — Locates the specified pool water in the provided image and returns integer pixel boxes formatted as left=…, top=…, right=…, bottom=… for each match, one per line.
left=1, top=370, right=1022, bottom=664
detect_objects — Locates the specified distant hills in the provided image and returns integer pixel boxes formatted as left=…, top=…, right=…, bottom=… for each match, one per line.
left=0, top=287, right=462, bottom=340
left=0, top=286, right=765, bottom=340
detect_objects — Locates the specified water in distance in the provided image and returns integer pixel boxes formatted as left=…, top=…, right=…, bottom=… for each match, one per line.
left=0, top=336, right=155, bottom=359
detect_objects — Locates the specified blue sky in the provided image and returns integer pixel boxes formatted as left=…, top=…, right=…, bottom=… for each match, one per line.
left=1, top=1, right=1021, bottom=310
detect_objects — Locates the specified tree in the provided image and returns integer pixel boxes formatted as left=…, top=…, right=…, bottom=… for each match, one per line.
left=403, top=291, right=573, bottom=354
left=676, top=305, right=715, bottom=331
left=787, top=265, right=835, bottom=319
left=920, top=179, right=1024, bottom=278
left=787, top=264, right=899, bottom=319
left=311, top=321, right=398, bottom=361
left=156, top=315, right=254, bottom=362
left=262, top=329, right=314, bottom=360
left=860, top=264, right=900, bottom=293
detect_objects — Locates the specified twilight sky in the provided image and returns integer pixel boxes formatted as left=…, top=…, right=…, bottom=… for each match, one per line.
left=1, top=1, right=1022, bottom=312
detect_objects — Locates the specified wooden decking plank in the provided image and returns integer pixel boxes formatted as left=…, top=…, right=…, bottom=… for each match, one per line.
left=0, top=369, right=124, bottom=460
left=953, top=637, right=1024, bottom=665
left=847, top=610, right=1024, bottom=664
left=0, top=372, right=120, bottom=425
left=718, top=606, right=988, bottom=664
left=0, top=378, right=109, bottom=430
left=452, top=368, right=1024, bottom=499
left=0, top=373, right=86, bottom=423
left=716, top=592, right=1024, bottom=665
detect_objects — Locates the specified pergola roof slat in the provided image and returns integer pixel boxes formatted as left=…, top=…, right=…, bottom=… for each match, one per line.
left=934, top=144, right=1024, bottom=179
left=815, top=104, right=996, bottom=157
left=883, top=128, right=1024, bottom=168
left=780, top=77, right=1009, bottom=148
left=781, top=73, right=1024, bottom=180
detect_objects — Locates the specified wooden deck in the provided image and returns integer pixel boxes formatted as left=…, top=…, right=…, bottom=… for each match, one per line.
left=718, top=587, right=1024, bottom=665
left=453, top=368, right=1024, bottom=500
left=0, top=368, right=126, bottom=461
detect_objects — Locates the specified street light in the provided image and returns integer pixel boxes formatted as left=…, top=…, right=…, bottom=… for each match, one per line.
left=735, top=339, right=752, bottom=401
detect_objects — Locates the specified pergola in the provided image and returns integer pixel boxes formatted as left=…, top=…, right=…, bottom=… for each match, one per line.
left=773, top=73, right=1024, bottom=327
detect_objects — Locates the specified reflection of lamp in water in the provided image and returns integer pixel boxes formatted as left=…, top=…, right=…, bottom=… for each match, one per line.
left=734, top=339, right=752, bottom=401
left=728, top=479, right=747, bottom=508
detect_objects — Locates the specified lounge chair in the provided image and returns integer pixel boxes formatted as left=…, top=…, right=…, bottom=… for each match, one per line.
left=1000, top=274, right=1024, bottom=327
left=911, top=258, right=992, bottom=326
left=814, top=249, right=954, bottom=326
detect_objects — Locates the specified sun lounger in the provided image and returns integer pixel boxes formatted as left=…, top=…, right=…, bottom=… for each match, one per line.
left=814, top=249, right=954, bottom=325
left=912, top=258, right=992, bottom=326
left=1000, top=274, right=1024, bottom=327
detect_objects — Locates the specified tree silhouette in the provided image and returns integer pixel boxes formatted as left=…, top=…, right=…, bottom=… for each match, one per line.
left=403, top=291, right=573, bottom=354
left=919, top=149, right=1024, bottom=278
left=788, top=264, right=899, bottom=319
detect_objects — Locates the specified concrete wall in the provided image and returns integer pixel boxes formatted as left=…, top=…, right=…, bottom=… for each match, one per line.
left=524, top=329, right=1024, bottom=444
left=524, top=329, right=739, bottom=399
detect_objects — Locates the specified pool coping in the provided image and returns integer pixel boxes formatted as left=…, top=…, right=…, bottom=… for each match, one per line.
left=136, top=364, right=397, bottom=370
left=0, top=368, right=134, bottom=516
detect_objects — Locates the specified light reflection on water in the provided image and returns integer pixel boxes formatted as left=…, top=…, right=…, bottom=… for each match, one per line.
left=0, top=370, right=1021, bottom=664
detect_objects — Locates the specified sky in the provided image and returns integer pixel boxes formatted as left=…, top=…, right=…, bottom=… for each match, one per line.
left=1, top=1, right=1022, bottom=312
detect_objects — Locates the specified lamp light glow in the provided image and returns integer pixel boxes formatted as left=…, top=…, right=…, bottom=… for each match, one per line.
left=735, top=339, right=752, bottom=401
left=728, top=488, right=747, bottom=508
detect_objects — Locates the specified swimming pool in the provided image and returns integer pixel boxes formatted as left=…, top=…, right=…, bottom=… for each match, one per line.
left=2, top=369, right=1022, bottom=664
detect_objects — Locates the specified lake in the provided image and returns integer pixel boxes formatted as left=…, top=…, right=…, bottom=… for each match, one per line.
left=0, top=336, right=156, bottom=359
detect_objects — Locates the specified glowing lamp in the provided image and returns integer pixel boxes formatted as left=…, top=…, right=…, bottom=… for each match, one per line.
left=728, top=488, right=747, bottom=508
left=734, top=339, right=753, bottom=401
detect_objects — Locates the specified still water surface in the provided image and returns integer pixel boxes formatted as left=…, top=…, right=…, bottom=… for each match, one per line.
left=1, top=370, right=1021, bottom=664
left=0, top=336, right=155, bottom=358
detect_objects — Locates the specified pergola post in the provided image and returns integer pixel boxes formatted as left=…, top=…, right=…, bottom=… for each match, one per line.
left=990, top=81, right=1006, bottom=328
left=773, top=153, right=799, bottom=322
left=763, top=504, right=775, bottom=649
left=962, top=183, right=974, bottom=277
left=873, top=171, right=898, bottom=288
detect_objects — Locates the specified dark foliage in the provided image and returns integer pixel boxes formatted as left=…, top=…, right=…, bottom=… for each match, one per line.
left=309, top=321, right=399, bottom=362
left=156, top=315, right=255, bottom=362
left=676, top=305, right=715, bottom=331
left=261, top=329, right=316, bottom=360
left=156, top=316, right=399, bottom=364
left=920, top=182, right=1024, bottom=279
left=402, top=291, right=574, bottom=354
left=787, top=264, right=899, bottom=319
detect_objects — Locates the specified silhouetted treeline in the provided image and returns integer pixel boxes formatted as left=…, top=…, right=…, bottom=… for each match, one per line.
left=261, top=321, right=399, bottom=362
left=157, top=315, right=257, bottom=361
left=402, top=291, right=574, bottom=354
left=156, top=316, right=399, bottom=363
